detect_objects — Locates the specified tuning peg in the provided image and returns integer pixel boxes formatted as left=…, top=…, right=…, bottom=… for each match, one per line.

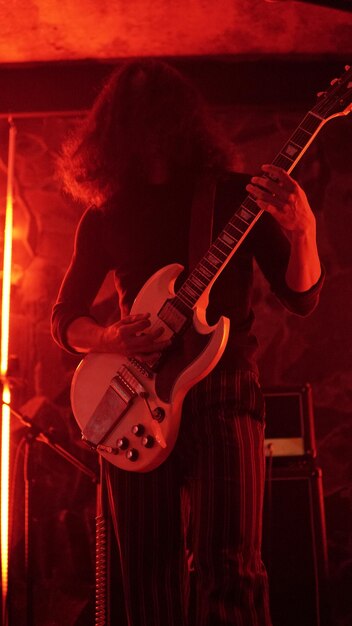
left=330, top=78, right=339, bottom=85
left=345, top=65, right=350, bottom=71
left=316, top=91, right=326, bottom=98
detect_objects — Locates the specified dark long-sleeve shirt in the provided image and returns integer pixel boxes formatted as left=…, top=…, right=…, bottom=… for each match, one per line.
left=52, top=172, right=324, bottom=376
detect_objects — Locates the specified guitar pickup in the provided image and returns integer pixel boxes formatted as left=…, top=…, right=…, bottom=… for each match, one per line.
left=158, top=299, right=190, bottom=334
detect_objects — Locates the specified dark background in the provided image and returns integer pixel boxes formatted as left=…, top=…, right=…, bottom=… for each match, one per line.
left=0, top=56, right=351, bottom=625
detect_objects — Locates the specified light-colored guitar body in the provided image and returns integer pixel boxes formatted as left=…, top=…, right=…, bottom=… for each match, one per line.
left=71, top=263, right=230, bottom=472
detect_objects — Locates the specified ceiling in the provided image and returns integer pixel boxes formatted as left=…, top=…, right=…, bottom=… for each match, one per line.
left=0, top=0, right=351, bottom=64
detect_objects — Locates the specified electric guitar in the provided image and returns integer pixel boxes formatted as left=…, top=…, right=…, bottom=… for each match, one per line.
left=71, top=66, right=352, bottom=472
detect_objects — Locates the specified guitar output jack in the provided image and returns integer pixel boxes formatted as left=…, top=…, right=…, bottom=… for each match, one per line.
left=152, top=407, right=165, bottom=422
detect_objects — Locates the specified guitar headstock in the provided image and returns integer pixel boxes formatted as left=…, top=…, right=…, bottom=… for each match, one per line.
left=312, top=65, right=352, bottom=121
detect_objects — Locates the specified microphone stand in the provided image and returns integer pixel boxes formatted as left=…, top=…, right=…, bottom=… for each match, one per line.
left=8, top=405, right=98, bottom=482
left=5, top=403, right=99, bottom=626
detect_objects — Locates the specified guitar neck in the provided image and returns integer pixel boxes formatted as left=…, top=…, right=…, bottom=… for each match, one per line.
left=176, top=109, right=326, bottom=310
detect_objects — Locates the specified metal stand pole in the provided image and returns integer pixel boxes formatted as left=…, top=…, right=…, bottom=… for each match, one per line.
left=95, top=457, right=110, bottom=626
left=5, top=403, right=98, bottom=625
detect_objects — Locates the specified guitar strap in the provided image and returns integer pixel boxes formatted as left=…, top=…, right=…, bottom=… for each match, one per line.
left=188, top=171, right=217, bottom=272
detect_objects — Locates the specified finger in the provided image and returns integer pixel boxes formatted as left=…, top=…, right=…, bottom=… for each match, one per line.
left=261, top=164, right=296, bottom=190
left=249, top=176, right=286, bottom=201
left=128, top=332, right=171, bottom=352
left=129, top=342, right=170, bottom=360
left=119, top=319, right=152, bottom=337
left=120, top=313, right=150, bottom=325
left=246, top=183, right=285, bottom=207
left=135, top=337, right=171, bottom=351
left=133, top=325, right=166, bottom=340
left=150, top=326, right=165, bottom=339
left=263, top=203, right=284, bottom=220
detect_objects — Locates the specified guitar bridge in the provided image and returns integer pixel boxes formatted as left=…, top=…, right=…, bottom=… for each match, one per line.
left=82, top=366, right=147, bottom=446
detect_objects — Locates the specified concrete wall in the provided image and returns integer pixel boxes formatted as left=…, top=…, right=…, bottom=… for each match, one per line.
left=0, top=0, right=352, bottom=62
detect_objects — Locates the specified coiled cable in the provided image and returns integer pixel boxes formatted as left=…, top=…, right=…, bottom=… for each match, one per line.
left=95, top=513, right=108, bottom=626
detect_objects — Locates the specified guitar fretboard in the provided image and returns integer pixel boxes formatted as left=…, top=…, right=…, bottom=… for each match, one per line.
left=175, top=111, right=324, bottom=311
left=173, top=59, right=352, bottom=312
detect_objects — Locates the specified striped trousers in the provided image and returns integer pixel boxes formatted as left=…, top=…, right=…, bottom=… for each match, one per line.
left=106, top=370, right=272, bottom=626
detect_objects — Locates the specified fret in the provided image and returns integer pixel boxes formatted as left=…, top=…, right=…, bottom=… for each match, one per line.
left=173, top=296, right=193, bottom=316
left=189, top=275, right=206, bottom=290
left=242, top=196, right=259, bottom=215
left=308, top=110, right=324, bottom=122
left=193, top=269, right=208, bottom=286
left=236, top=212, right=251, bottom=225
left=177, top=289, right=194, bottom=307
left=300, top=112, right=322, bottom=134
left=315, top=101, right=336, bottom=119
left=272, top=153, right=294, bottom=171
left=185, top=278, right=202, bottom=295
left=230, top=216, right=247, bottom=234
left=238, top=205, right=255, bottom=221
left=220, top=227, right=237, bottom=248
left=227, top=222, right=242, bottom=238
left=202, top=258, right=218, bottom=274
left=205, top=255, right=219, bottom=269
left=281, top=140, right=301, bottom=160
left=280, top=151, right=294, bottom=163
left=178, top=281, right=202, bottom=307
left=203, top=256, right=219, bottom=272
left=218, top=232, right=234, bottom=249
left=290, top=127, right=312, bottom=149
left=212, top=241, right=230, bottom=256
left=197, top=264, right=213, bottom=280
left=208, top=248, right=225, bottom=264
left=175, top=291, right=192, bottom=308
left=182, top=284, right=198, bottom=297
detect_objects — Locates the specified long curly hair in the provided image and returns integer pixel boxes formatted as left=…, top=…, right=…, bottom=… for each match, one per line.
left=57, top=59, right=235, bottom=206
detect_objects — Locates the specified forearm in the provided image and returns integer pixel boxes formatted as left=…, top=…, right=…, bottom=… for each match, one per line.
left=246, top=164, right=322, bottom=293
left=66, top=316, right=105, bottom=353
left=285, top=223, right=322, bottom=292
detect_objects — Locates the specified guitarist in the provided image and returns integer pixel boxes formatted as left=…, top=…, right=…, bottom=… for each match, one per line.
left=52, top=59, right=324, bottom=626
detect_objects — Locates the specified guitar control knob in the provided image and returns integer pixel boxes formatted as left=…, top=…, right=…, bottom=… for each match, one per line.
left=141, top=435, right=155, bottom=448
left=126, top=448, right=139, bottom=462
left=131, top=424, right=145, bottom=436
left=152, top=407, right=165, bottom=422
left=116, top=437, right=129, bottom=450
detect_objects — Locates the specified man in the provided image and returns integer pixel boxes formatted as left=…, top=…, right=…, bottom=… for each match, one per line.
left=52, top=59, right=323, bottom=626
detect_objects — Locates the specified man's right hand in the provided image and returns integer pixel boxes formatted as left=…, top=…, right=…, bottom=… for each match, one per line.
left=66, top=313, right=171, bottom=358
left=99, top=313, right=171, bottom=359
